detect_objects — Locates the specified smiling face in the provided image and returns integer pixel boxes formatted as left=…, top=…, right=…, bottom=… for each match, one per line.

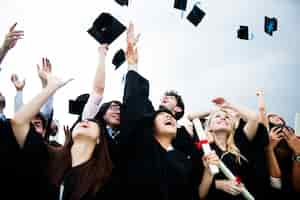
left=72, top=120, right=100, bottom=142
left=153, top=111, right=177, bottom=139
left=103, top=102, right=120, bottom=128
left=208, top=110, right=234, bottom=134
left=268, top=114, right=285, bottom=126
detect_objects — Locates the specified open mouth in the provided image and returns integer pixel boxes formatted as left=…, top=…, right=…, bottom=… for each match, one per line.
left=79, top=123, right=89, bottom=128
left=164, top=120, right=174, bottom=127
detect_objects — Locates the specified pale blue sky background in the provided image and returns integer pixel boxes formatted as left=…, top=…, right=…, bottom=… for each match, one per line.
left=0, top=0, right=299, bottom=132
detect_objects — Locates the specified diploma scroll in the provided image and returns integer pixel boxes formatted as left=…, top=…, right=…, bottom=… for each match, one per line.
left=192, top=118, right=255, bottom=200
left=192, top=118, right=219, bottom=175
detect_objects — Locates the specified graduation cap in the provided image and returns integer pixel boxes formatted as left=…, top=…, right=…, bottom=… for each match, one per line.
left=87, top=12, right=126, bottom=44
left=237, top=26, right=250, bottom=40
left=186, top=4, right=206, bottom=26
left=112, top=49, right=126, bottom=70
left=174, top=0, right=187, bottom=11
left=69, top=93, right=90, bottom=115
left=115, top=0, right=128, bottom=6
left=264, top=16, right=278, bottom=36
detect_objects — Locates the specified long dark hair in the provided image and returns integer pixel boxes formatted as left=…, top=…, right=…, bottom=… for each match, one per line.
left=47, top=119, right=113, bottom=200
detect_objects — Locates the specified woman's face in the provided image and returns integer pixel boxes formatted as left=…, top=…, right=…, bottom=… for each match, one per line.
left=269, top=114, right=285, bottom=125
left=154, top=112, right=177, bottom=138
left=72, top=120, right=100, bottom=142
left=208, top=111, right=233, bottom=133
left=103, top=102, right=121, bottom=128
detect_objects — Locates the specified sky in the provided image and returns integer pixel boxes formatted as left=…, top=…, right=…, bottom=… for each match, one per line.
left=0, top=0, right=299, bottom=135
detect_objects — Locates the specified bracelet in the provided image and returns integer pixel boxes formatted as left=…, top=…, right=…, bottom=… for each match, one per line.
left=292, top=155, right=300, bottom=162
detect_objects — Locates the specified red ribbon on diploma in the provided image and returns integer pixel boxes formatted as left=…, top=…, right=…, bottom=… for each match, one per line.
left=235, top=176, right=241, bottom=184
left=194, top=140, right=209, bottom=150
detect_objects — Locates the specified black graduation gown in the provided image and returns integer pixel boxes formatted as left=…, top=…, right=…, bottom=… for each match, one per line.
left=0, top=120, right=54, bottom=200
left=237, top=119, right=271, bottom=200
left=116, top=71, right=202, bottom=200
left=122, top=71, right=202, bottom=159
left=205, top=119, right=270, bottom=200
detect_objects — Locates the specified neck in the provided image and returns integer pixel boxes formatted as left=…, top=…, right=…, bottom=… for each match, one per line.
left=71, top=137, right=96, bottom=167
left=214, top=131, right=228, bottom=151
left=155, top=135, right=173, bottom=151
left=107, top=124, right=118, bottom=130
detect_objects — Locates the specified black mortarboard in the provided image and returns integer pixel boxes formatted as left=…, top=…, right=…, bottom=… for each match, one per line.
left=186, top=5, right=206, bottom=26
left=174, top=0, right=187, bottom=11
left=237, top=26, right=249, bottom=40
left=69, top=93, right=90, bottom=115
left=87, top=13, right=126, bottom=44
left=115, top=0, right=128, bottom=6
left=112, top=49, right=126, bottom=70
left=264, top=16, right=278, bottom=36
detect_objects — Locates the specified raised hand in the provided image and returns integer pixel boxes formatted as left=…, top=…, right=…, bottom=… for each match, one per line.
left=126, top=41, right=138, bottom=65
left=37, top=57, right=52, bottom=87
left=2, top=22, right=24, bottom=51
left=212, top=97, right=230, bottom=108
left=256, top=89, right=264, bottom=97
left=11, top=73, right=25, bottom=91
left=127, top=22, right=140, bottom=46
left=36, top=58, right=73, bottom=90
left=268, top=127, right=284, bottom=150
left=282, top=127, right=300, bottom=155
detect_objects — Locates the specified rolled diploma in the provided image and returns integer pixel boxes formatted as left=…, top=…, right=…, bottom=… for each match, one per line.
left=192, top=118, right=255, bottom=200
left=192, top=118, right=219, bottom=175
left=219, top=162, right=255, bottom=200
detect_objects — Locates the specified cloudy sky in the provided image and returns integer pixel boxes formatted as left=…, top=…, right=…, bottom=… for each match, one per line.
left=0, top=0, right=299, bottom=132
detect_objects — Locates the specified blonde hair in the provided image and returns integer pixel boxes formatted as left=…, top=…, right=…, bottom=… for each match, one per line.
left=206, top=108, right=243, bottom=164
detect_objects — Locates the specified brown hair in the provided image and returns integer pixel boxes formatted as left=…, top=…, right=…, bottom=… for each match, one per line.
left=47, top=121, right=113, bottom=200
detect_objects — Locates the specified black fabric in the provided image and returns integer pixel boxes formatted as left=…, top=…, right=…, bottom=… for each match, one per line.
left=62, top=160, right=95, bottom=200
left=206, top=143, right=251, bottom=200
left=205, top=119, right=270, bottom=200
left=236, top=119, right=270, bottom=200
left=115, top=71, right=201, bottom=200
left=0, top=120, right=54, bottom=200
left=21, top=126, right=54, bottom=200
left=0, top=119, right=23, bottom=199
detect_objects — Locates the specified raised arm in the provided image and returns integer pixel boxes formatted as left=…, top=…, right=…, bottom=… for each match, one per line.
left=212, top=97, right=259, bottom=141
left=126, top=22, right=140, bottom=72
left=120, top=23, right=154, bottom=142
left=265, top=127, right=283, bottom=189
left=0, top=23, right=24, bottom=67
left=82, top=45, right=108, bottom=120
left=11, top=58, right=72, bottom=147
left=187, top=111, right=211, bottom=121
left=283, top=127, right=300, bottom=192
left=256, top=90, right=269, bottom=130
left=11, top=73, right=25, bottom=112
left=37, top=58, right=54, bottom=120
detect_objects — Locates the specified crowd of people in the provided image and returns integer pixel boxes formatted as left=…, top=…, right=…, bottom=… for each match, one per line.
left=0, top=21, right=299, bottom=200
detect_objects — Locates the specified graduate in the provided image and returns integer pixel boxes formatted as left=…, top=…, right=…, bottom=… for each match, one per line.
left=6, top=56, right=112, bottom=200
left=114, top=23, right=203, bottom=200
